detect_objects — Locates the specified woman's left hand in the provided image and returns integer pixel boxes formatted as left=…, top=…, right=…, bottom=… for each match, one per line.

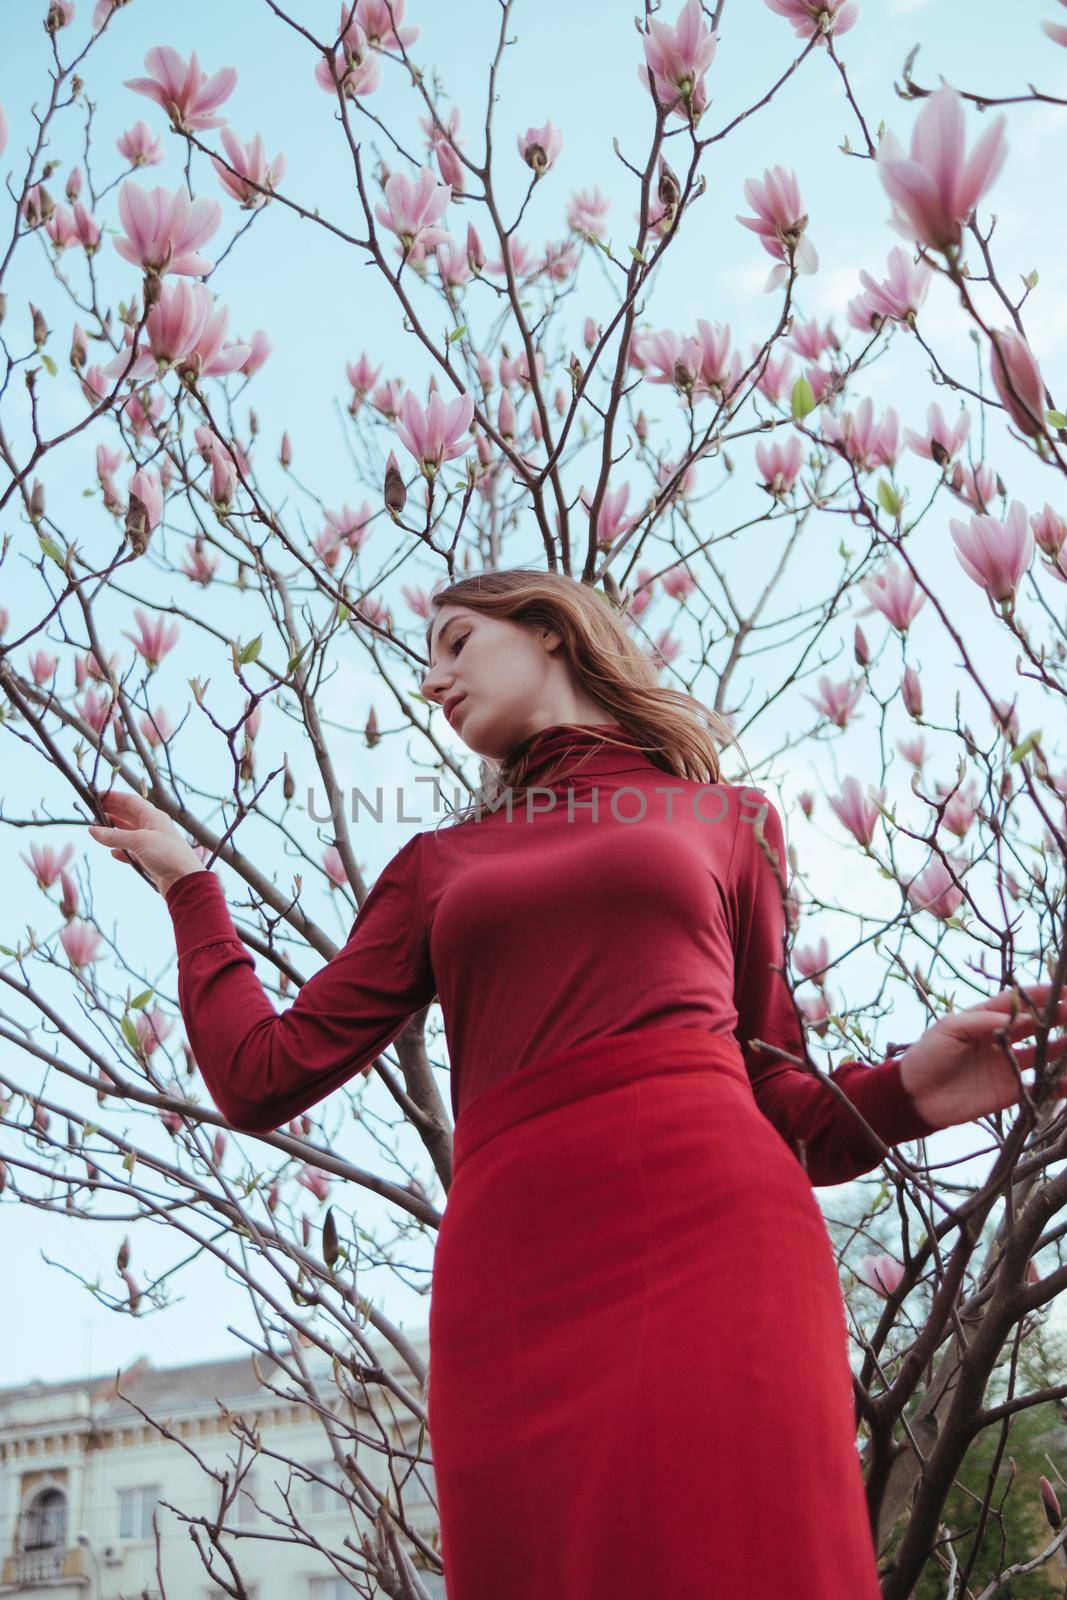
left=898, top=982, right=1067, bottom=1132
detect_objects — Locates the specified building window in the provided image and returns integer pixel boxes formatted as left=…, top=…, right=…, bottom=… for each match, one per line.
left=118, top=1484, right=160, bottom=1540
left=236, top=1471, right=259, bottom=1526
left=304, top=1459, right=348, bottom=1517
left=21, top=1487, right=68, bottom=1551
left=308, top=1576, right=354, bottom=1598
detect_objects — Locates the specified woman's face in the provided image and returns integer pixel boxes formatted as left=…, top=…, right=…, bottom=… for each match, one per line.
left=421, top=604, right=596, bottom=761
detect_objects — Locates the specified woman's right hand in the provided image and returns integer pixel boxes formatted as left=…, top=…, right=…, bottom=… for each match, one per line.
left=86, top=788, right=208, bottom=895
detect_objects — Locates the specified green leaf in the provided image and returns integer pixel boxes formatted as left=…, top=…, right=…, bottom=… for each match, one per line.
left=238, top=634, right=263, bottom=666
left=38, top=533, right=65, bottom=567
left=790, top=376, right=815, bottom=421
left=447, top=324, right=467, bottom=343
left=1009, top=730, right=1041, bottom=764
left=1047, top=409, right=1067, bottom=429
left=0, top=945, right=15, bottom=957
left=40, top=352, right=57, bottom=376
left=628, top=246, right=647, bottom=264
left=337, top=603, right=349, bottom=622
left=130, top=988, right=154, bottom=1010
left=877, top=479, right=902, bottom=517
left=120, top=1014, right=141, bottom=1051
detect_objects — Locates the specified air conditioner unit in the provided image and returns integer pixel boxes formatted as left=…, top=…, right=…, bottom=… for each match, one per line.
left=103, top=1545, right=123, bottom=1567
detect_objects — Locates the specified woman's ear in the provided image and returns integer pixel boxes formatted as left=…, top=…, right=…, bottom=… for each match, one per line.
left=539, top=627, right=563, bottom=654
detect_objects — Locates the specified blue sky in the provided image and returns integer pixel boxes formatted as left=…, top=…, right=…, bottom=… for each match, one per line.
left=3, top=0, right=1067, bottom=1385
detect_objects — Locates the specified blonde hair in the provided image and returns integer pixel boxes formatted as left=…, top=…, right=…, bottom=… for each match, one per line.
left=423, top=568, right=748, bottom=829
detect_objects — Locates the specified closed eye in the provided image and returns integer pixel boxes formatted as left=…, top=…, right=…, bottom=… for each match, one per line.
left=451, top=632, right=469, bottom=654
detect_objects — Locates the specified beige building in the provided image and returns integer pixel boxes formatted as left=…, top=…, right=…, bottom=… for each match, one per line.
left=0, top=1334, right=443, bottom=1599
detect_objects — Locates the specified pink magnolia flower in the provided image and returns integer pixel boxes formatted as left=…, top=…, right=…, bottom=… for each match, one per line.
left=72, top=201, right=101, bottom=253
left=47, top=1, right=76, bottom=28
left=211, top=128, right=287, bottom=209
left=421, top=107, right=465, bottom=190
left=785, top=317, right=837, bottom=363
left=238, top=328, right=271, bottom=376
left=297, top=1164, right=331, bottom=1203
left=906, top=855, right=966, bottom=921
left=949, top=460, right=997, bottom=514
left=61, top=919, right=103, bottom=968
left=59, top=869, right=79, bottom=920
left=755, top=435, right=804, bottom=497
left=180, top=540, right=219, bottom=586
left=346, top=354, right=382, bottom=402
left=898, top=733, right=927, bottom=767
left=96, top=444, right=124, bottom=481
left=375, top=165, right=451, bottom=258
left=22, top=841, right=75, bottom=889
left=856, top=246, right=933, bottom=328
left=105, top=279, right=211, bottom=376
left=764, top=0, right=857, bottom=41
left=693, top=318, right=741, bottom=402
left=77, top=687, right=119, bottom=736
left=124, top=46, right=237, bottom=134
left=656, top=458, right=698, bottom=501
left=640, top=329, right=703, bottom=393
left=752, top=347, right=794, bottom=405
left=648, top=628, right=682, bottom=669
left=857, top=561, right=926, bottom=633
left=116, top=120, right=165, bottom=167
left=988, top=327, right=1046, bottom=439
left=315, top=22, right=381, bottom=99
left=29, top=650, right=59, bottom=685
left=351, top=0, right=420, bottom=48
left=127, top=467, right=163, bottom=535
left=855, top=1253, right=905, bottom=1296
left=371, top=378, right=403, bottom=419
left=517, top=119, right=563, bottom=175
left=436, top=236, right=472, bottom=288
left=122, top=605, right=181, bottom=668
left=822, top=396, right=898, bottom=472
left=902, top=664, right=923, bottom=719
left=46, top=204, right=78, bottom=250
left=804, top=674, right=864, bottom=729
left=486, top=237, right=537, bottom=278
left=92, top=0, right=131, bottom=31
left=949, top=500, right=1034, bottom=605
left=1030, top=501, right=1067, bottom=562
left=114, top=181, right=222, bottom=277
left=903, top=401, right=970, bottom=465
left=140, top=706, right=175, bottom=746
left=580, top=483, right=637, bottom=548
left=793, top=936, right=830, bottom=983
left=935, top=775, right=980, bottom=840
left=736, top=165, right=818, bottom=291
left=566, top=185, right=610, bottom=239
left=326, top=501, right=373, bottom=550
left=395, top=387, right=474, bottom=475
left=323, top=845, right=348, bottom=889
left=875, top=84, right=1008, bottom=253
left=828, top=776, right=885, bottom=846
left=661, top=564, right=697, bottom=601
left=1043, top=0, right=1067, bottom=45
left=539, top=239, right=580, bottom=282
left=135, top=1006, right=174, bottom=1056
left=638, top=0, right=717, bottom=122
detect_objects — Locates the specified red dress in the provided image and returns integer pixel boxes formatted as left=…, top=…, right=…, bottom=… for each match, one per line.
left=165, top=722, right=938, bottom=1597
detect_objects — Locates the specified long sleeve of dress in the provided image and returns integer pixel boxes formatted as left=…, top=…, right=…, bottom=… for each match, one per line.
left=163, top=834, right=436, bottom=1134
left=726, top=790, right=939, bottom=1187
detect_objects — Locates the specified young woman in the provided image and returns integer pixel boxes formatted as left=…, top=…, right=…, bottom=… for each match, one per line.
left=87, top=567, right=1067, bottom=1599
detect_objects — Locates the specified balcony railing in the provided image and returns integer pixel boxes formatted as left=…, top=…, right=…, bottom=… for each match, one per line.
left=1, top=1543, right=87, bottom=1588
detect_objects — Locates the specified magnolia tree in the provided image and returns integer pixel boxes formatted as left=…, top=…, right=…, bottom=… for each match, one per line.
left=2, top=0, right=1067, bottom=1594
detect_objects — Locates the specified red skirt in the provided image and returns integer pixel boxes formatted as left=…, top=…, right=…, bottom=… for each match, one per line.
left=427, top=1026, right=883, bottom=1599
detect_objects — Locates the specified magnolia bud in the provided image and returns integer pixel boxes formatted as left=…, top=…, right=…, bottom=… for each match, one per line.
left=117, top=1234, right=131, bottom=1271
left=323, top=1207, right=340, bottom=1269
left=70, top=322, right=87, bottom=369
left=384, top=451, right=406, bottom=518
left=30, top=304, right=48, bottom=348
left=279, top=430, right=292, bottom=467
left=1040, top=1475, right=1062, bottom=1531
left=365, top=706, right=380, bottom=748
left=902, top=664, right=923, bottom=720
left=853, top=625, right=870, bottom=667
left=283, top=761, right=296, bottom=801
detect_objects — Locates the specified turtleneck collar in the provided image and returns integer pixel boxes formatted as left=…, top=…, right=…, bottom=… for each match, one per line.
left=511, top=721, right=660, bottom=785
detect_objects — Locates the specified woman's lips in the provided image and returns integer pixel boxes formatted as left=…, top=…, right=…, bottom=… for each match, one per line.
left=445, top=694, right=466, bottom=724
